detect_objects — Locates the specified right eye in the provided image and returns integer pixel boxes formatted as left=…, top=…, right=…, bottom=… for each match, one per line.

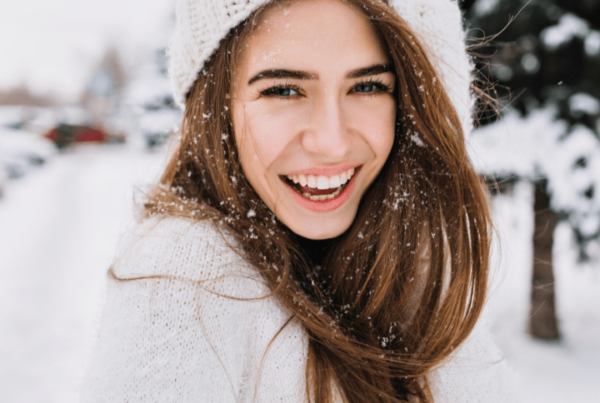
left=260, top=85, right=302, bottom=98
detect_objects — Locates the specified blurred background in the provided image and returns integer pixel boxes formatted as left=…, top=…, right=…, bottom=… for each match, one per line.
left=0, top=0, right=598, bottom=402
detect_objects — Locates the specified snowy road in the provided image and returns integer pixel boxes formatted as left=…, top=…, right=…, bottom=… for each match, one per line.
left=0, top=145, right=598, bottom=402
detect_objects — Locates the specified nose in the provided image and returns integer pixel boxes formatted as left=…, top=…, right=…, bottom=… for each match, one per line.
left=300, top=96, right=353, bottom=159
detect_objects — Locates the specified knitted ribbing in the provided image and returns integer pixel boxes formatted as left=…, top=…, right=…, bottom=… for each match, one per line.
left=169, top=0, right=272, bottom=106
left=81, top=217, right=521, bottom=402
left=168, top=0, right=474, bottom=136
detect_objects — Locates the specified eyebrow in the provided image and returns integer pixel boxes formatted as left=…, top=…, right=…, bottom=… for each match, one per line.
left=346, top=64, right=392, bottom=79
left=247, top=69, right=315, bottom=85
left=247, top=64, right=392, bottom=85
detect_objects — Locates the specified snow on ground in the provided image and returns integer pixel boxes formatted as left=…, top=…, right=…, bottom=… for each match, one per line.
left=0, top=145, right=599, bottom=402
left=488, top=181, right=600, bottom=403
left=0, top=144, right=167, bottom=403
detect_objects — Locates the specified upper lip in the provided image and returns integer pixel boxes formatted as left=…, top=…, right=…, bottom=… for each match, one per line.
left=281, top=163, right=362, bottom=177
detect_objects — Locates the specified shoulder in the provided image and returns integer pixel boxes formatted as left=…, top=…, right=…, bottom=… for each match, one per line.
left=81, top=216, right=303, bottom=401
left=428, top=319, right=522, bottom=402
left=112, top=215, right=265, bottom=297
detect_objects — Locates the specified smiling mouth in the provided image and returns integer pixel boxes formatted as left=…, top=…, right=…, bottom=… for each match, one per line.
left=280, top=167, right=359, bottom=201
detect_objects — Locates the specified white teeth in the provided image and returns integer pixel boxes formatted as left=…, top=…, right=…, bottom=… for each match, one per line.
left=299, top=178, right=344, bottom=201
left=329, top=175, right=341, bottom=188
left=300, top=169, right=356, bottom=189
left=303, top=186, right=342, bottom=201
left=302, top=190, right=340, bottom=201
left=317, top=176, right=329, bottom=190
left=287, top=167, right=358, bottom=201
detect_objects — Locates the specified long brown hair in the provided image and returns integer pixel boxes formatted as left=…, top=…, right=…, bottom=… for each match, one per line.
left=143, top=0, right=492, bottom=401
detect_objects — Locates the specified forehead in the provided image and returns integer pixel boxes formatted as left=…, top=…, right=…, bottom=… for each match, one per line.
left=237, top=0, right=389, bottom=79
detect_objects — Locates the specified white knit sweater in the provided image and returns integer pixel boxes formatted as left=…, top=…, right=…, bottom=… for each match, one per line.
left=81, top=217, right=521, bottom=402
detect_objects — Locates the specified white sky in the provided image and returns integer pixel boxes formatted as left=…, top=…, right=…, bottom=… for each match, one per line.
left=0, top=0, right=174, bottom=103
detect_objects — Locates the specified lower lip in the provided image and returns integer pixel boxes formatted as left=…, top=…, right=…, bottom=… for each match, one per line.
left=283, top=167, right=361, bottom=213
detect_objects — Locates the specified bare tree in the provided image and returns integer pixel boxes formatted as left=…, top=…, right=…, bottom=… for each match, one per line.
left=530, top=179, right=560, bottom=340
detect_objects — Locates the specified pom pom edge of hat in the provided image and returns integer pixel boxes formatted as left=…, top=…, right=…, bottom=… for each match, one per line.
left=169, top=0, right=474, bottom=134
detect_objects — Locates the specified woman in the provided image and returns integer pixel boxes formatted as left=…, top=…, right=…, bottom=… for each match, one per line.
left=81, top=0, right=520, bottom=402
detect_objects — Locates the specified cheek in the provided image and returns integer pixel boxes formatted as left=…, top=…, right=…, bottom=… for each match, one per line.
left=354, top=99, right=396, bottom=161
left=234, top=103, right=301, bottom=170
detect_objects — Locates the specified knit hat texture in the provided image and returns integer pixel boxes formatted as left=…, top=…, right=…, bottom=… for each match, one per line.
left=169, top=0, right=474, bottom=134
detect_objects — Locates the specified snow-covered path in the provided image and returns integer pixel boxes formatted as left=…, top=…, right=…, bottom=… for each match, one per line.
left=0, top=145, right=166, bottom=403
left=0, top=146, right=598, bottom=402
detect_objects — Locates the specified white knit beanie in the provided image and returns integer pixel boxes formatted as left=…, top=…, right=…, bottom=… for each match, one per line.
left=169, top=0, right=474, bottom=135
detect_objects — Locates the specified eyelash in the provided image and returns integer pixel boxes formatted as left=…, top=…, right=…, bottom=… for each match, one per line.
left=258, top=78, right=393, bottom=98
left=351, top=78, right=393, bottom=94
left=259, top=82, right=302, bottom=98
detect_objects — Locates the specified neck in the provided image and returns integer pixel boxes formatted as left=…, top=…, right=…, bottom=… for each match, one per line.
left=296, top=235, right=334, bottom=267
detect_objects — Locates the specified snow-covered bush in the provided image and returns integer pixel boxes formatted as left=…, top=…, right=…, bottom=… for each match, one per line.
left=469, top=107, right=600, bottom=260
left=465, top=0, right=600, bottom=261
left=121, top=49, right=182, bottom=149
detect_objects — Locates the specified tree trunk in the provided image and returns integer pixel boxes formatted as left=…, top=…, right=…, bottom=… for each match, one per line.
left=529, top=179, right=560, bottom=340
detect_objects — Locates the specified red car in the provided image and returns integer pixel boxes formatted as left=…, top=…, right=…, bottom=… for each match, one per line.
left=45, top=124, right=124, bottom=148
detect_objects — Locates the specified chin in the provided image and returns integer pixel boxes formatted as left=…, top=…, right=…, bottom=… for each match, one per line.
left=283, top=214, right=355, bottom=240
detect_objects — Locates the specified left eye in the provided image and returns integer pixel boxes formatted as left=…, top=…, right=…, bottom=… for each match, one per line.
left=351, top=81, right=392, bottom=95
left=353, top=83, right=379, bottom=93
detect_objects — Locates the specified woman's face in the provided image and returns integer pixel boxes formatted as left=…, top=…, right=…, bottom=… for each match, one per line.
left=232, top=0, right=396, bottom=240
